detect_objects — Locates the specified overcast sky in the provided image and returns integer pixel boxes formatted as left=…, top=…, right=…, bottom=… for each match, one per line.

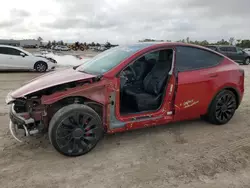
left=0, top=0, right=249, bottom=44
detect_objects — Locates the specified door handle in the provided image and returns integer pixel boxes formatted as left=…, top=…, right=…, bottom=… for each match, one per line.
left=209, top=73, right=218, bottom=78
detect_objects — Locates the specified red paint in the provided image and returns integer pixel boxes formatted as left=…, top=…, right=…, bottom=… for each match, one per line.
left=11, top=68, right=96, bottom=98
left=11, top=43, right=245, bottom=133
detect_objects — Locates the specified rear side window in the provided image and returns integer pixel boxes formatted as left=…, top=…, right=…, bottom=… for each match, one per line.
left=227, top=47, right=237, bottom=52
left=0, top=47, right=8, bottom=54
left=176, top=46, right=224, bottom=72
left=219, top=46, right=228, bottom=52
left=0, top=47, right=21, bottom=56
left=219, top=46, right=236, bottom=52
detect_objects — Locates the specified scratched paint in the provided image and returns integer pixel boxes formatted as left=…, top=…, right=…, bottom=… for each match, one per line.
left=182, top=99, right=199, bottom=108
left=175, top=99, right=199, bottom=109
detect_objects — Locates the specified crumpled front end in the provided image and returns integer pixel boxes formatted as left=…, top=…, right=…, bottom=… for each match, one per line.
left=6, top=92, right=46, bottom=142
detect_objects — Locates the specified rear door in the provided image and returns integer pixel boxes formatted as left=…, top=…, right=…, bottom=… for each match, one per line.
left=0, top=47, right=12, bottom=69
left=225, top=47, right=241, bottom=62
left=173, top=46, right=224, bottom=121
left=218, top=46, right=230, bottom=57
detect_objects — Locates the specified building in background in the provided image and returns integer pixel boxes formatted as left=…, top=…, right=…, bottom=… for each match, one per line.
left=19, top=39, right=40, bottom=48
left=0, top=39, right=40, bottom=48
left=0, top=39, right=20, bottom=46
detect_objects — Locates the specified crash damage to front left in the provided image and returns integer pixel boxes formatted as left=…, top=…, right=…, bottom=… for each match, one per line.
left=6, top=68, right=107, bottom=145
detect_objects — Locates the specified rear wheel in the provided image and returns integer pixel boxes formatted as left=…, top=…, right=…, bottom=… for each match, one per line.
left=205, top=90, right=237, bottom=125
left=48, top=104, right=103, bottom=156
left=34, top=61, right=47, bottom=72
left=243, top=57, right=250, bottom=65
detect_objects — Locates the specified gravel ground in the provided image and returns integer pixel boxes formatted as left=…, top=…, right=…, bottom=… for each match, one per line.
left=0, top=65, right=250, bottom=188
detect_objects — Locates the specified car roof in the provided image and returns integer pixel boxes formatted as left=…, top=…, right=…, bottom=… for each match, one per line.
left=121, top=42, right=212, bottom=49
left=122, top=42, right=225, bottom=53
left=0, top=44, right=22, bottom=49
left=206, top=44, right=236, bottom=48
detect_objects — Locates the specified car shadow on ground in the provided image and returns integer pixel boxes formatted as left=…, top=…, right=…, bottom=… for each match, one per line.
left=4, top=118, right=214, bottom=159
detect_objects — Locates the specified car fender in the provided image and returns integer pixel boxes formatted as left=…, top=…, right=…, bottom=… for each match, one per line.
left=34, top=57, right=54, bottom=68
left=41, top=80, right=107, bottom=105
left=206, top=83, right=241, bottom=114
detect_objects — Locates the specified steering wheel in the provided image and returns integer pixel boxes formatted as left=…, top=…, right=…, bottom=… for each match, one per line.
left=127, top=65, right=137, bottom=80
left=120, top=65, right=137, bottom=90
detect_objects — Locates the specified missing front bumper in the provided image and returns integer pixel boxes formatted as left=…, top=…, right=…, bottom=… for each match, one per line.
left=8, top=104, right=35, bottom=142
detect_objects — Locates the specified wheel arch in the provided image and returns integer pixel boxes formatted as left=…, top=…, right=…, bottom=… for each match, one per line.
left=49, top=96, right=103, bottom=120
left=206, top=86, right=241, bottom=114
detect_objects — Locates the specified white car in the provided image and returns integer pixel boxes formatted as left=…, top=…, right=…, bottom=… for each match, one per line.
left=54, top=45, right=70, bottom=51
left=0, top=45, right=57, bottom=72
left=244, top=48, right=250, bottom=55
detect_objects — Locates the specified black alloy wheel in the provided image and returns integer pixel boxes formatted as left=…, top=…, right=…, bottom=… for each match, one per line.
left=244, top=57, right=250, bottom=65
left=49, top=104, right=103, bottom=156
left=206, top=90, right=237, bottom=125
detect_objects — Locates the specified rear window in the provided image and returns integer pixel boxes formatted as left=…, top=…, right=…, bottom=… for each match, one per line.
left=219, top=46, right=236, bottom=52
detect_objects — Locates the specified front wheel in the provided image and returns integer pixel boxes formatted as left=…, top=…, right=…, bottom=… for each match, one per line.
left=48, top=104, right=104, bottom=156
left=34, top=61, right=47, bottom=72
left=205, top=90, right=237, bottom=125
left=243, top=57, right=250, bottom=65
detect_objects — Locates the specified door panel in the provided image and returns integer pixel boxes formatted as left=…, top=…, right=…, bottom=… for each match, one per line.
left=174, top=68, right=217, bottom=121
left=0, top=54, right=12, bottom=69
left=173, top=46, right=224, bottom=121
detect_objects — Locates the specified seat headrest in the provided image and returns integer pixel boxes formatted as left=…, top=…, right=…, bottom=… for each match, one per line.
left=158, top=50, right=172, bottom=62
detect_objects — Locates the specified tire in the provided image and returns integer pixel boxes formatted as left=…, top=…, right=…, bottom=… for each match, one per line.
left=48, top=104, right=103, bottom=157
left=243, top=57, right=250, bottom=65
left=205, top=90, right=237, bottom=125
left=34, top=61, right=48, bottom=72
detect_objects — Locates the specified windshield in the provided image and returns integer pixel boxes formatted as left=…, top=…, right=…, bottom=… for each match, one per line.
left=76, top=43, right=153, bottom=75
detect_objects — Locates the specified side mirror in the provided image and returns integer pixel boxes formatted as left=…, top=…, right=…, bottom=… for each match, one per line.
left=20, top=52, right=26, bottom=57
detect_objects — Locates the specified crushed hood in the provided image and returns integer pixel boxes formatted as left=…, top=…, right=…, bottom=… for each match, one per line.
left=11, top=68, right=96, bottom=98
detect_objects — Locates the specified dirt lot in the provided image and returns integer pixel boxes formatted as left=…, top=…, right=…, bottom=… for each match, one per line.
left=0, top=66, right=250, bottom=188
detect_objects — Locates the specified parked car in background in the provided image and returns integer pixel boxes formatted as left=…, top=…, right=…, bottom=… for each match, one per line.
left=206, top=45, right=250, bottom=65
left=243, top=48, right=250, bottom=55
left=54, top=45, right=70, bottom=51
left=0, top=45, right=57, bottom=72
left=6, top=42, right=244, bottom=156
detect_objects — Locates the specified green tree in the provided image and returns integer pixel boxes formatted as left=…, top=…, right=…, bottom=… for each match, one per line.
left=47, top=41, right=51, bottom=48
left=236, top=40, right=250, bottom=48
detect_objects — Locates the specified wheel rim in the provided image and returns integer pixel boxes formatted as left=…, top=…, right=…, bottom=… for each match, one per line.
left=215, top=93, right=236, bottom=122
left=36, top=63, right=46, bottom=72
left=246, top=58, right=250, bottom=65
left=56, top=112, right=102, bottom=155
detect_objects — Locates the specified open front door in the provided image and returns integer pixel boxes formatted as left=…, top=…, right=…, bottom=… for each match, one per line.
left=106, top=48, right=177, bottom=133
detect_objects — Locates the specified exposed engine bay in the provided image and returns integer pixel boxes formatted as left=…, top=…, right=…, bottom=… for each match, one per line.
left=7, top=76, right=103, bottom=142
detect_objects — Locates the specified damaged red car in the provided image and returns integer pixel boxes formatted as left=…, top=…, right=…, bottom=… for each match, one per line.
left=6, top=42, right=244, bottom=156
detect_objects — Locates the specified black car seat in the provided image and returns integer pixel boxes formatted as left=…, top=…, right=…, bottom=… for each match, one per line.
left=124, top=50, right=172, bottom=111
left=132, top=56, right=151, bottom=82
